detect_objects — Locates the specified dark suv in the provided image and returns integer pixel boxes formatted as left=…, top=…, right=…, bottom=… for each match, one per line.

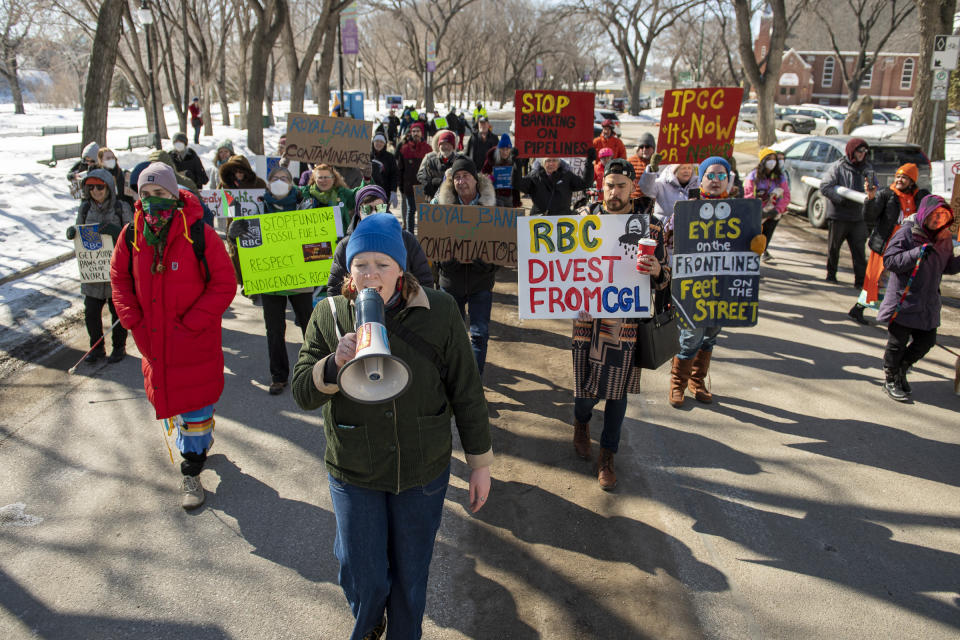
left=779, top=135, right=931, bottom=228
left=739, top=105, right=816, bottom=133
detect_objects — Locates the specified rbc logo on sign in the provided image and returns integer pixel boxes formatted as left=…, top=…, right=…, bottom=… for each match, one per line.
left=79, top=225, right=103, bottom=251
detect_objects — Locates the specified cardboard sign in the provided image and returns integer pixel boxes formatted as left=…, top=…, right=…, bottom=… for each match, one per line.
left=417, top=203, right=522, bottom=267
left=492, top=166, right=512, bottom=189
left=284, top=113, right=372, bottom=169
left=657, top=87, right=743, bottom=165
left=671, top=198, right=762, bottom=329
left=514, top=90, right=594, bottom=158
left=74, top=224, right=114, bottom=283
left=234, top=208, right=341, bottom=295
left=201, top=189, right=265, bottom=218
left=517, top=214, right=652, bottom=319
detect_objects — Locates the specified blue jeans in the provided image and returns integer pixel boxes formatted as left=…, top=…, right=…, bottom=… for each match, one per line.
left=443, top=287, right=492, bottom=375
left=328, top=465, right=450, bottom=640
left=678, top=327, right=722, bottom=360
left=574, top=396, right=628, bottom=453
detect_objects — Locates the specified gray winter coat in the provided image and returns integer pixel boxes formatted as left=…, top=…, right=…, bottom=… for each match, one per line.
left=74, top=169, right=133, bottom=299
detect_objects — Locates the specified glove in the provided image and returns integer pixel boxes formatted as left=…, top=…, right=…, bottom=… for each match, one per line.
left=585, top=147, right=597, bottom=163
left=66, top=226, right=76, bottom=240
left=750, top=234, right=768, bottom=256
left=649, top=152, right=661, bottom=172
left=99, top=223, right=122, bottom=238
left=227, top=219, right=249, bottom=241
left=390, top=191, right=398, bottom=208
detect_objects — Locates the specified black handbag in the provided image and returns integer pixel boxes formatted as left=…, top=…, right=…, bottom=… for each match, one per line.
left=636, top=306, right=680, bottom=370
left=868, top=228, right=886, bottom=255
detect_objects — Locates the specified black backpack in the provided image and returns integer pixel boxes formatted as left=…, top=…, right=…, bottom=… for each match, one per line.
left=123, top=218, right=211, bottom=283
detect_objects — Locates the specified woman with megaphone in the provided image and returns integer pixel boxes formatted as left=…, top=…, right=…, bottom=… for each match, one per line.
left=292, top=213, right=492, bottom=640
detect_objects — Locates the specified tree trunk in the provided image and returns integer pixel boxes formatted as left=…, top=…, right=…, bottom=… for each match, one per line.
left=82, top=0, right=125, bottom=146
left=2, top=54, right=25, bottom=115
left=732, top=0, right=789, bottom=148
left=906, top=0, right=956, bottom=161
left=245, top=0, right=288, bottom=155
left=182, top=0, right=190, bottom=133
left=315, top=17, right=337, bottom=116
left=218, top=54, right=230, bottom=126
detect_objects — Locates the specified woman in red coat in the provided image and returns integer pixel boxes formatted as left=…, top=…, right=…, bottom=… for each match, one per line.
left=111, top=163, right=236, bottom=509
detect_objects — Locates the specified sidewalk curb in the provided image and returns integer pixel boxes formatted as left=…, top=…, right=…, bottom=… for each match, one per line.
left=0, top=251, right=75, bottom=287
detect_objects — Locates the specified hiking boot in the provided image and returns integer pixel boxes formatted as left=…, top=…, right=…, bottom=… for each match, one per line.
left=269, top=381, right=286, bottom=395
left=669, top=357, right=694, bottom=408
left=898, top=363, right=912, bottom=395
left=761, top=250, right=773, bottom=263
left=825, top=274, right=838, bottom=283
left=883, top=369, right=909, bottom=402
left=85, top=347, right=105, bottom=363
left=181, top=474, right=205, bottom=510
left=573, top=420, right=591, bottom=460
left=598, top=448, right=617, bottom=491
left=688, top=350, right=713, bottom=404
left=363, top=617, right=387, bottom=640
left=847, top=304, right=869, bottom=325
left=106, top=346, right=126, bottom=363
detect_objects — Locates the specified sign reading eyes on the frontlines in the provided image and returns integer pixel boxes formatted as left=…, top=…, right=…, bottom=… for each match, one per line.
left=671, top=198, right=761, bottom=329
left=74, top=224, right=114, bottom=283
left=657, top=87, right=743, bottom=165
left=284, top=113, right=372, bottom=169
left=417, top=203, right=522, bottom=267
left=234, top=207, right=342, bottom=295
left=514, top=90, right=594, bottom=159
left=516, top=214, right=652, bottom=319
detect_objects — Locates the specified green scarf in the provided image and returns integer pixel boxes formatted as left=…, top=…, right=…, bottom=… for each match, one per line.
left=307, top=184, right=341, bottom=206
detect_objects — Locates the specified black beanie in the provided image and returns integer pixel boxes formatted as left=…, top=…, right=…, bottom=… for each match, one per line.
left=450, top=156, right=478, bottom=181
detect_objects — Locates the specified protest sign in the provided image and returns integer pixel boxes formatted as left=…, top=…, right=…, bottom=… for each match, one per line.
left=201, top=189, right=265, bottom=218
left=433, top=117, right=448, bottom=130
left=671, top=198, right=761, bottom=329
left=234, top=207, right=341, bottom=295
left=492, top=166, right=512, bottom=189
left=517, top=214, right=653, bottom=319
left=252, top=155, right=304, bottom=182
left=199, top=189, right=223, bottom=215
left=284, top=113, right=372, bottom=169
left=514, top=90, right=594, bottom=158
left=414, top=184, right=427, bottom=205
left=657, top=87, right=743, bottom=164
left=74, top=224, right=114, bottom=283
left=417, top=203, right=521, bottom=267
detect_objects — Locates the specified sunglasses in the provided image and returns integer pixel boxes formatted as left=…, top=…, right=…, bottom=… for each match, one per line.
left=706, top=172, right=728, bottom=181
left=855, top=147, right=868, bottom=154
left=638, top=144, right=654, bottom=149
left=88, top=184, right=107, bottom=191
left=360, top=203, right=389, bottom=215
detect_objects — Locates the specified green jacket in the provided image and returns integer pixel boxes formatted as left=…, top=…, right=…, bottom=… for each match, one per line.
left=292, top=286, right=493, bottom=493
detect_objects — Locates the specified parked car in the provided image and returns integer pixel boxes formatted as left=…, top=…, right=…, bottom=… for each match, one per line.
left=612, top=97, right=628, bottom=112
left=778, top=135, right=931, bottom=228
left=739, top=105, right=816, bottom=133
left=794, top=105, right=846, bottom=136
left=874, top=109, right=906, bottom=129
left=595, top=109, right=622, bottom=136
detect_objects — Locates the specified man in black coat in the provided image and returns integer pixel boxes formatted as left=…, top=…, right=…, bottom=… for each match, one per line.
left=466, top=116, right=498, bottom=170
left=820, top=137, right=876, bottom=288
left=514, top=149, right=597, bottom=215
left=170, top=132, right=209, bottom=189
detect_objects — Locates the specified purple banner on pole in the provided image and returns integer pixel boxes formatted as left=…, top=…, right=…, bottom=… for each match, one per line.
left=341, top=18, right=358, bottom=55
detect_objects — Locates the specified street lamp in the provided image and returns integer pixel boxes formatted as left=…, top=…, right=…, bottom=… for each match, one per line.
left=139, top=0, right=161, bottom=149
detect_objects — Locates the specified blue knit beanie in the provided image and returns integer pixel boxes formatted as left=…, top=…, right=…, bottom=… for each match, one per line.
left=346, top=213, right=407, bottom=270
left=698, top=156, right=731, bottom=179
left=498, top=133, right=512, bottom=149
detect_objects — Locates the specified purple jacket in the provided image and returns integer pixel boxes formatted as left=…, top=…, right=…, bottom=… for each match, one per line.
left=876, top=196, right=960, bottom=330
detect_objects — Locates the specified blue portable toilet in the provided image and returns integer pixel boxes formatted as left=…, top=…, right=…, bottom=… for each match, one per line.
left=330, top=90, right=365, bottom=120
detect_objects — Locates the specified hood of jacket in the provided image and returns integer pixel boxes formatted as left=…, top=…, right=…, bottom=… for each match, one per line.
left=219, top=154, right=259, bottom=187
left=82, top=168, right=118, bottom=209
left=436, top=169, right=496, bottom=205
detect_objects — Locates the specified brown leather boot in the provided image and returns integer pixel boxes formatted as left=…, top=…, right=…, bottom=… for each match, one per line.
left=573, top=419, right=591, bottom=459
left=598, top=448, right=617, bottom=490
left=688, top=349, right=713, bottom=403
left=669, top=357, right=694, bottom=408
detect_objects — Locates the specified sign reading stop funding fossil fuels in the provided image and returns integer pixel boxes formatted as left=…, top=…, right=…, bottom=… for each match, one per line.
left=517, top=214, right=652, bottom=319
left=671, top=198, right=762, bottom=329
left=234, top=207, right=342, bottom=295
left=657, top=87, right=743, bottom=164
left=513, top=90, right=594, bottom=158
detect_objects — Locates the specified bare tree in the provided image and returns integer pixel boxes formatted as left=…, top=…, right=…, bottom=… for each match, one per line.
left=281, top=0, right=349, bottom=114
left=81, top=0, right=124, bottom=144
left=815, top=0, right=915, bottom=104
left=0, top=0, right=45, bottom=114
left=245, top=0, right=287, bottom=154
left=906, top=0, right=957, bottom=161
left=186, top=0, right=235, bottom=134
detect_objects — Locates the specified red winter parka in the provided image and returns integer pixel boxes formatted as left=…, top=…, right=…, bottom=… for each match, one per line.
left=111, top=189, right=236, bottom=419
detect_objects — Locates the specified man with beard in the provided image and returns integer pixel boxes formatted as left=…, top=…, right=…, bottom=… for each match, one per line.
left=417, top=129, right=463, bottom=199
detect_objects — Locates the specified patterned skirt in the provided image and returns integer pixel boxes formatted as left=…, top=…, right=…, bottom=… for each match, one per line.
left=572, top=319, right=642, bottom=400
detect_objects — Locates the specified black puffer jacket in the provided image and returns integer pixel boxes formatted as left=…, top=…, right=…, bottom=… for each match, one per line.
left=171, top=147, right=209, bottom=188
left=514, top=160, right=592, bottom=215
left=820, top=157, right=873, bottom=222
left=372, top=146, right=398, bottom=194
left=865, top=185, right=929, bottom=239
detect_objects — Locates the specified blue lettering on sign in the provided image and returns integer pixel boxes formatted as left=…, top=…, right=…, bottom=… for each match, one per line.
left=602, top=286, right=619, bottom=312
left=493, top=166, right=512, bottom=189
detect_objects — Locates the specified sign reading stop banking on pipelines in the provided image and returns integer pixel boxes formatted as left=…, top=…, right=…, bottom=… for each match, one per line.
left=514, top=90, right=594, bottom=158
left=234, top=207, right=342, bottom=295
left=657, top=87, right=743, bottom=164
left=671, top=198, right=761, bottom=329
left=517, top=214, right=652, bottom=319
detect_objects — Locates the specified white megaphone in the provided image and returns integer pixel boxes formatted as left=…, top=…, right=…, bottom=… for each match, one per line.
left=337, top=287, right=413, bottom=404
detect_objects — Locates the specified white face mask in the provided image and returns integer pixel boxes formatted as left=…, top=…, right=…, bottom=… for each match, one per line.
left=103, top=158, right=117, bottom=170
left=269, top=180, right=291, bottom=197
left=764, top=158, right=777, bottom=171
left=174, top=142, right=186, bottom=152
left=777, top=159, right=784, bottom=170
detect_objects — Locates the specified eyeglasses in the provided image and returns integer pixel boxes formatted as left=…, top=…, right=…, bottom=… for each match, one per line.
left=706, top=172, right=728, bottom=181
left=316, top=175, right=334, bottom=181
left=360, top=203, right=389, bottom=215
left=88, top=184, right=107, bottom=191
left=855, top=147, right=868, bottom=154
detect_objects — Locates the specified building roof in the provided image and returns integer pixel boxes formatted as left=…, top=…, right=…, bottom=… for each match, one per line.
left=784, top=1, right=920, bottom=55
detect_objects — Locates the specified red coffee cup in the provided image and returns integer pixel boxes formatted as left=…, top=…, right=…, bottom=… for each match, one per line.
left=637, top=238, right=657, bottom=272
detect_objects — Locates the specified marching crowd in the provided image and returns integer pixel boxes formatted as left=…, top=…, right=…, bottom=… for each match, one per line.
left=62, top=102, right=959, bottom=640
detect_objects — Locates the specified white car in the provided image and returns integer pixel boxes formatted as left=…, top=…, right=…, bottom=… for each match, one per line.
left=794, top=105, right=846, bottom=136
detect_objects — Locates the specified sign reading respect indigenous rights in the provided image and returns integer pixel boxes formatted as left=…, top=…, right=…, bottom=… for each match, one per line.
left=284, top=113, right=372, bottom=169
left=657, top=87, right=743, bottom=164
left=671, top=198, right=761, bottom=329
left=234, top=207, right=342, bottom=295
left=74, top=224, right=113, bottom=283
left=417, top=203, right=522, bottom=267
left=514, top=90, right=594, bottom=158
left=517, top=214, right=653, bottom=319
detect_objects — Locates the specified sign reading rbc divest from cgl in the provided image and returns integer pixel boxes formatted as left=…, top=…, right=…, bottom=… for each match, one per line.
left=514, top=90, right=594, bottom=158
left=657, top=87, right=743, bottom=165
left=517, top=214, right=652, bottom=319
left=284, top=113, right=372, bottom=169
left=671, top=198, right=761, bottom=329
left=417, top=203, right=521, bottom=267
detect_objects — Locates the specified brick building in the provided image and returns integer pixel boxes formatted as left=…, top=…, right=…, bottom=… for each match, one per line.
left=753, top=3, right=920, bottom=108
